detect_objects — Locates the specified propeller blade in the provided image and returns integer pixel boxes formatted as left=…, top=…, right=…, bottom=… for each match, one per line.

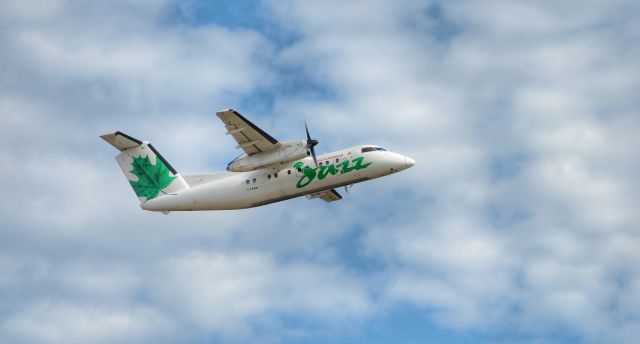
left=310, top=146, right=318, bottom=168
left=305, top=121, right=319, bottom=167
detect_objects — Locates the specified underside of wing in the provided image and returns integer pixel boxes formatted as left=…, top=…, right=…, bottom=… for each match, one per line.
left=216, top=109, right=280, bottom=155
left=306, top=189, right=343, bottom=202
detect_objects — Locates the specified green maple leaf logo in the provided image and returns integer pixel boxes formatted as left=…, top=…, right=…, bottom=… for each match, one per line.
left=129, top=155, right=176, bottom=201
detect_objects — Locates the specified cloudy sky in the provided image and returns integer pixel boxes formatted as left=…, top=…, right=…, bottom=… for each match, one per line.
left=1, top=0, right=639, bottom=343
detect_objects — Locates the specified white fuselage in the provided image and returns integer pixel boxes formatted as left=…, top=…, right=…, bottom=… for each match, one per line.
left=140, top=145, right=414, bottom=211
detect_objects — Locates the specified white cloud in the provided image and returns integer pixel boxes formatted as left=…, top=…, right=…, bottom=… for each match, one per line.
left=1, top=301, right=171, bottom=344
left=262, top=0, right=640, bottom=341
left=1, top=0, right=639, bottom=342
left=149, top=251, right=371, bottom=334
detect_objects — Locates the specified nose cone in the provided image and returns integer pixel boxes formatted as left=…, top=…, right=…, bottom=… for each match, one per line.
left=405, top=156, right=415, bottom=168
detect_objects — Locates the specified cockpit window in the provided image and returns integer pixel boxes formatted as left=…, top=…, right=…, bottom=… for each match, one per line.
left=362, top=147, right=387, bottom=153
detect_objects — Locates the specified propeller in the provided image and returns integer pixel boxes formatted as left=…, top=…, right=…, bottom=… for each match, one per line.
left=305, top=121, right=319, bottom=167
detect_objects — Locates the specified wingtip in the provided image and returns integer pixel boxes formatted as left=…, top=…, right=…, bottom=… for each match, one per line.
left=216, top=108, right=234, bottom=114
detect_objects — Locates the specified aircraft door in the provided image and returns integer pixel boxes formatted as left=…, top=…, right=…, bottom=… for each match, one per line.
left=294, top=164, right=304, bottom=179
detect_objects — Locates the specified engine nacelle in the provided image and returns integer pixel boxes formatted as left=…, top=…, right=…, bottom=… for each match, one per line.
left=227, top=140, right=308, bottom=172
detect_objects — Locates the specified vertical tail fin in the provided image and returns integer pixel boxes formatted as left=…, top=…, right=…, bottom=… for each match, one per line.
left=101, top=132, right=189, bottom=203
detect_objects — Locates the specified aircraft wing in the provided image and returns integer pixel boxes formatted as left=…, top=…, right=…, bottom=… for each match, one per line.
left=306, top=189, right=343, bottom=202
left=216, top=109, right=281, bottom=155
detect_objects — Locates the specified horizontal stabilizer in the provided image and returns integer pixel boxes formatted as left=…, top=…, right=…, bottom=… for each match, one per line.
left=100, top=131, right=143, bottom=151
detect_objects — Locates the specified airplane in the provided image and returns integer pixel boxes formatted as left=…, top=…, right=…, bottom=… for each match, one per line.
left=101, top=109, right=415, bottom=212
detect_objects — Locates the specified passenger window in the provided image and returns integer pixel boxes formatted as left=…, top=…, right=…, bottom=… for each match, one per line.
left=274, top=173, right=278, bottom=178
left=297, top=168, right=302, bottom=172
left=252, top=178, right=256, bottom=183
left=245, top=180, right=249, bottom=185
left=288, top=170, right=291, bottom=175
left=267, top=174, right=271, bottom=180
left=336, top=158, right=339, bottom=163
left=319, top=161, right=323, bottom=166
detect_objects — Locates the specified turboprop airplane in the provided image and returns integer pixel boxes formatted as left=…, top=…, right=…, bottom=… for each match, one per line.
left=101, top=109, right=415, bottom=212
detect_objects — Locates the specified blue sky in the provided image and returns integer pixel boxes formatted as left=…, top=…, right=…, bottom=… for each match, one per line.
left=1, top=0, right=640, bottom=343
